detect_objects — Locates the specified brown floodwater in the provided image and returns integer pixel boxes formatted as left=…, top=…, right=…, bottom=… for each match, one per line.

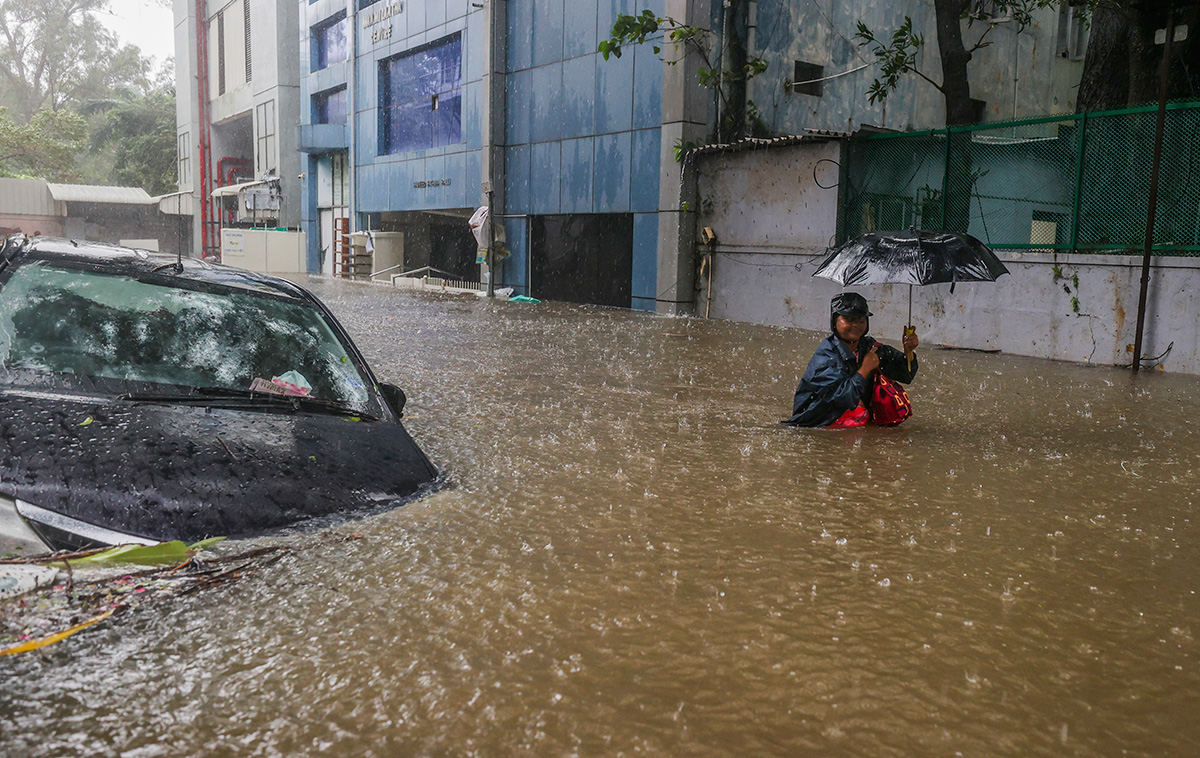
left=3, top=279, right=1199, bottom=757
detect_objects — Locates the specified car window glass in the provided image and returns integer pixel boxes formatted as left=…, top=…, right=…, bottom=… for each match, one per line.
left=0, top=261, right=371, bottom=405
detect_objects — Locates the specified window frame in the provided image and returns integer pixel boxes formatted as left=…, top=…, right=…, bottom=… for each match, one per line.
left=377, top=32, right=464, bottom=156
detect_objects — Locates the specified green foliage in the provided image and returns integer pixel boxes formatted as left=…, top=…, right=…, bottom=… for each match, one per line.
left=672, top=138, right=703, bottom=163
left=600, top=10, right=768, bottom=84
left=597, top=10, right=716, bottom=66
left=855, top=17, right=925, bottom=105
left=85, top=86, right=178, bottom=194
left=600, top=9, right=770, bottom=151
left=0, top=1, right=173, bottom=191
left=0, top=0, right=153, bottom=121
left=0, top=107, right=87, bottom=181
left=1052, top=264, right=1083, bottom=314
left=854, top=1, right=1063, bottom=106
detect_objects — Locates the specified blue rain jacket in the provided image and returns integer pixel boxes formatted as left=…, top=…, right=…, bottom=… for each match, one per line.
left=785, top=334, right=918, bottom=427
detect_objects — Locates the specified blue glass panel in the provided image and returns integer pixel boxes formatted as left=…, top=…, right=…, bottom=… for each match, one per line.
left=379, top=33, right=463, bottom=154
left=562, top=0, right=598, bottom=59
left=506, top=0, right=534, bottom=71
left=630, top=128, right=660, bottom=212
left=390, top=99, right=432, bottom=153
left=532, top=0, right=565, bottom=67
left=560, top=55, right=595, bottom=140
left=433, top=93, right=462, bottom=146
left=530, top=141, right=561, bottom=215
left=314, top=87, right=348, bottom=125
left=505, top=69, right=532, bottom=145
left=505, top=144, right=532, bottom=212
left=632, top=44, right=662, bottom=130
left=501, top=218, right=530, bottom=293
left=427, top=0, right=446, bottom=28
left=560, top=137, right=594, bottom=213
left=530, top=64, right=563, bottom=143
left=593, top=132, right=631, bottom=212
left=631, top=211, right=658, bottom=307
left=594, top=45, right=633, bottom=133
left=313, top=14, right=349, bottom=71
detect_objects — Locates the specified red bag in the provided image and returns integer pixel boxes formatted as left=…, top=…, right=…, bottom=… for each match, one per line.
left=828, top=406, right=870, bottom=428
left=870, top=374, right=912, bottom=426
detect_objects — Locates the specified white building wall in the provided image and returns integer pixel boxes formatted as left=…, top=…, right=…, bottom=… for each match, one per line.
left=174, top=0, right=303, bottom=244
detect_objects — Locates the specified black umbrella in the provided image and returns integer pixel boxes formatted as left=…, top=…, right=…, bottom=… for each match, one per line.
left=814, top=229, right=1010, bottom=368
left=815, top=228, right=1009, bottom=317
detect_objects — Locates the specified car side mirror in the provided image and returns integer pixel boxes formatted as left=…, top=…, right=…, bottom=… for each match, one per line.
left=378, top=382, right=407, bottom=418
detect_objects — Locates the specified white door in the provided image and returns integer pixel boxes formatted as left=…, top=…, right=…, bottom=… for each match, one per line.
left=317, top=153, right=349, bottom=275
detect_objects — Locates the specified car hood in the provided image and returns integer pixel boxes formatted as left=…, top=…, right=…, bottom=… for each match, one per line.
left=0, top=391, right=438, bottom=542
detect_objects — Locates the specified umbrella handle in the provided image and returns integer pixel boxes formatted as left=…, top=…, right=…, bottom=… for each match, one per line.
left=906, top=285, right=915, bottom=372
left=904, top=325, right=916, bottom=372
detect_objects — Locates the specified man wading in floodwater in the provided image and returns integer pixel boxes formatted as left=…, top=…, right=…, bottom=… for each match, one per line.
left=784, top=292, right=919, bottom=428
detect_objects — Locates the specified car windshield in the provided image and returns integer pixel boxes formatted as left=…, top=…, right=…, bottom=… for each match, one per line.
left=0, top=259, right=373, bottom=407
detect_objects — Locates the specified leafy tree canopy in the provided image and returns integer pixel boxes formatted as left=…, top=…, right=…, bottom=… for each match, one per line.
left=84, top=85, right=177, bottom=195
left=0, top=0, right=152, bottom=122
left=0, top=106, right=87, bottom=181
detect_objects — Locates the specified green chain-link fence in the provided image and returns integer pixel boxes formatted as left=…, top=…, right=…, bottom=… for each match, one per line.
left=839, top=101, right=1200, bottom=256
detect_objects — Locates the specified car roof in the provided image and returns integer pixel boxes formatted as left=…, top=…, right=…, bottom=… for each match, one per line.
left=0, top=235, right=309, bottom=301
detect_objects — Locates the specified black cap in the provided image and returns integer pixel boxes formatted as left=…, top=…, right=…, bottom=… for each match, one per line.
left=831, top=292, right=872, bottom=318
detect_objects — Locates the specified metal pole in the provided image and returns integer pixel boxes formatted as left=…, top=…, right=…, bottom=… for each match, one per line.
left=347, top=0, right=357, bottom=240
left=1069, top=111, right=1087, bottom=253
left=940, top=129, right=951, bottom=231
left=486, top=189, right=496, bottom=298
left=1132, top=9, right=1174, bottom=374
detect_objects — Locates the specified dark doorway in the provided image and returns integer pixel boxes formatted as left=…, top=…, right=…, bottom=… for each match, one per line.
left=530, top=214, right=634, bottom=307
left=430, top=222, right=478, bottom=281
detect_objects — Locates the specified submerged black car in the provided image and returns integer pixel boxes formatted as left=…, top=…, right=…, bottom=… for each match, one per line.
left=0, top=236, right=437, bottom=555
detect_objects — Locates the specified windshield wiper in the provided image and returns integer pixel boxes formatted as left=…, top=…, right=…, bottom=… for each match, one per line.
left=120, top=386, right=378, bottom=421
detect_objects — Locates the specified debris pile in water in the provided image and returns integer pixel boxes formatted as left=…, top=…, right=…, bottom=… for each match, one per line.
left=0, top=539, right=291, bottom=656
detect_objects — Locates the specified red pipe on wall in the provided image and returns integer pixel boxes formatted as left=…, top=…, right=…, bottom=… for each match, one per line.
left=217, top=157, right=254, bottom=186
left=195, top=0, right=213, bottom=258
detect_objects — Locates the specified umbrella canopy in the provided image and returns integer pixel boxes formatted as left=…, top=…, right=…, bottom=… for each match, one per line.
left=814, top=230, right=1009, bottom=288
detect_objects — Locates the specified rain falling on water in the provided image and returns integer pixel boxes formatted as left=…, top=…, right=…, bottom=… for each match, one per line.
left=3, top=279, right=1199, bottom=756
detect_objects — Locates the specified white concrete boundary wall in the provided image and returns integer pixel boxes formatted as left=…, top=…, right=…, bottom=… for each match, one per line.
left=697, top=142, right=1200, bottom=375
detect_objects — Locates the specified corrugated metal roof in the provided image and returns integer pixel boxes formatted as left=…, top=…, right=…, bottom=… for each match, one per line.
left=212, top=180, right=267, bottom=198
left=46, top=183, right=154, bottom=205
left=155, top=191, right=193, bottom=216
left=687, top=129, right=856, bottom=157
left=0, top=178, right=58, bottom=217
left=690, top=134, right=812, bottom=157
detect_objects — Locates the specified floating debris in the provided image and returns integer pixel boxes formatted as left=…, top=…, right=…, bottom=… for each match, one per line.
left=0, top=540, right=299, bottom=656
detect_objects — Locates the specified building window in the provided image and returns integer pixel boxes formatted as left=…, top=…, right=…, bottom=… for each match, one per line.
left=244, top=0, right=252, bottom=82
left=313, top=87, right=348, bottom=125
left=792, top=61, right=824, bottom=97
left=358, top=0, right=379, bottom=8
left=312, top=13, right=348, bottom=72
left=378, top=33, right=462, bottom=155
left=178, top=132, right=191, bottom=188
left=256, top=100, right=277, bottom=173
left=217, top=10, right=226, bottom=95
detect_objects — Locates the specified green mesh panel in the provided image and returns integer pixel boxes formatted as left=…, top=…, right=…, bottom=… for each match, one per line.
left=840, top=102, right=1200, bottom=257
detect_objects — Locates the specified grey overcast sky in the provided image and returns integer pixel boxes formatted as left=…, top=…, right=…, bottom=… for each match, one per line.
left=98, top=0, right=176, bottom=70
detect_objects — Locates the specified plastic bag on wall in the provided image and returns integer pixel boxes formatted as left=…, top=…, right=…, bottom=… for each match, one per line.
left=469, top=206, right=490, bottom=248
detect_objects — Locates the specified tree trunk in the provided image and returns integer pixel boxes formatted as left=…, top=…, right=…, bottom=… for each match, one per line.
left=1078, top=1, right=1200, bottom=112
left=934, top=0, right=975, bottom=126
left=932, top=0, right=975, bottom=233
left=718, top=0, right=750, bottom=142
